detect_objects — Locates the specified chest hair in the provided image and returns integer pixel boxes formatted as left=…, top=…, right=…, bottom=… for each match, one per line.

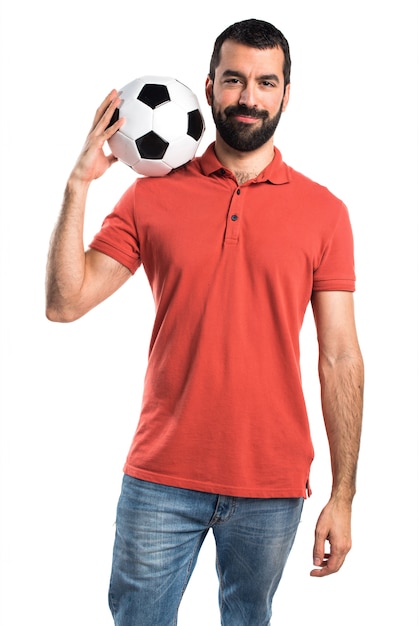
left=234, top=171, right=259, bottom=185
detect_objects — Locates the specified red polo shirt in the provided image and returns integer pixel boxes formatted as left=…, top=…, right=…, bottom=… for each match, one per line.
left=90, top=144, right=355, bottom=498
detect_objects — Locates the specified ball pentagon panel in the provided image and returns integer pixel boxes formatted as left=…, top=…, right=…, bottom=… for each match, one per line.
left=138, top=83, right=171, bottom=109
left=187, top=109, right=205, bottom=141
left=136, top=131, right=169, bottom=160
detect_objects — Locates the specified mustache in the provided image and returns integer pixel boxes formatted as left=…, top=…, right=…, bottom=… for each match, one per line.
left=224, top=105, right=269, bottom=120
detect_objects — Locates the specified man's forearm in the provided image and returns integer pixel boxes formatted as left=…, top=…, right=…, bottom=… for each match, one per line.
left=319, top=349, right=364, bottom=502
left=45, top=177, right=90, bottom=320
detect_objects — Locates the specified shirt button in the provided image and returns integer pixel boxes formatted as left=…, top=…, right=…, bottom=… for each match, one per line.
left=237, top=189, right=241, bottom=195
left=231, top=214, right=239, bottom=221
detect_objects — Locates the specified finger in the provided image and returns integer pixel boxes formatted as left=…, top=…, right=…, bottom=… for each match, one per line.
left=100, top=96, right=124, bottom=136
left=90, top=90, right=119, bottom=133
left=312, top=531, right=327, bottom=568
left=103, top=110, right=125, bottom=140
left=310, top=552, right=345, bottom=577
left=106, top=152, right=119, bottom=167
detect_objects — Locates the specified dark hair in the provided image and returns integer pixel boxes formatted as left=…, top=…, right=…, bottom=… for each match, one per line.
left=209, top=18, right=291, bottom=88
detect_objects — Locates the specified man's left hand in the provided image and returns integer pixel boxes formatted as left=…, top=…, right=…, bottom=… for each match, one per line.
left=310, top=498, right=353, bottom=577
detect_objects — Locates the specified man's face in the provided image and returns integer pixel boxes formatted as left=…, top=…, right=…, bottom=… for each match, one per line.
left=206, top=41, right=290, bottom=152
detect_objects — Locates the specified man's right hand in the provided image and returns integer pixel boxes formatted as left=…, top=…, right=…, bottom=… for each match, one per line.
left=71, top=90, right=124, bottom=184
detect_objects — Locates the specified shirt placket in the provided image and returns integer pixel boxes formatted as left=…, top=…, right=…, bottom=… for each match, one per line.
left=224, top=187, right=243, bottom=246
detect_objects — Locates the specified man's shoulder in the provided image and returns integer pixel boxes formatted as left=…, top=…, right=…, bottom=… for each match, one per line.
left=283, top=162, right=344, bottom=206
left=286, top=162, right=329, bottom=190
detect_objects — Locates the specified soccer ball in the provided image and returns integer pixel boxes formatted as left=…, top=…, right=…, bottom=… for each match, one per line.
left=107, top=76, right=205, bottom=176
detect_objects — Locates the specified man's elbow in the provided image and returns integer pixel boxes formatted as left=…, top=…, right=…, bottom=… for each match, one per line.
left=45, top=300, right=84, bottom=323
left=318, top=347, right=364, bottom=386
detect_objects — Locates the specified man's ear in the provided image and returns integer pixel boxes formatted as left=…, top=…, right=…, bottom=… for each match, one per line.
left=205, top=76, right=213, bottom=106
left=281, top=83, right=291, bottom=113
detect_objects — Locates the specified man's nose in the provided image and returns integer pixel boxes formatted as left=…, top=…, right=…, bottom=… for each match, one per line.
left=238, top=84, right=257, bottom=108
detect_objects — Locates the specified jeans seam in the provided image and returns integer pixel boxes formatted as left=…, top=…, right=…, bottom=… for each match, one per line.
left=175, top=531, right=208, bottom=623
left=216, top=551, right=225, bottom=623
left=210, top=497, right=238, bottom=526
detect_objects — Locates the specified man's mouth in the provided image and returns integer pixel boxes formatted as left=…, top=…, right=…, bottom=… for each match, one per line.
left=233, top=113, right=260, bottom=124
left=225, top=105, right=268, bottom=123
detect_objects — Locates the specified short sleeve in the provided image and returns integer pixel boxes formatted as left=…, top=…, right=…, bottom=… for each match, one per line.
left=313, top=202, right=356, bottom=292
left=89, top=181, right=141, bottom=274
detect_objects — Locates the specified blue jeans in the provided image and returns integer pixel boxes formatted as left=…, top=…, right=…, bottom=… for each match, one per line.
left=109, top=475, right=303, bottom=626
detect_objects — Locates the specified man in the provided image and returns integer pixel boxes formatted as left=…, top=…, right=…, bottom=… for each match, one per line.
left=46, top=18, right=364, bottom=626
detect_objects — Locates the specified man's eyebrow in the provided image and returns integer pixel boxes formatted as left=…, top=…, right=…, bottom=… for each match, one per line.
left=221, top=69, right=281, bottom=83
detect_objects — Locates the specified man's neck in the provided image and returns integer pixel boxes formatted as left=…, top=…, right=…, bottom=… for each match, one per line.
left=214, top=136, right=275, bottom=184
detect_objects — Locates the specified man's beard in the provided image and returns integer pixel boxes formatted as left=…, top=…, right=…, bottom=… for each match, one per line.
left=211, top=102, right=284, bottom=152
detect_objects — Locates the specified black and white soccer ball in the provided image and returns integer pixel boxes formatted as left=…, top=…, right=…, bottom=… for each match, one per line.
left=107, top=76, right=205, bottom=176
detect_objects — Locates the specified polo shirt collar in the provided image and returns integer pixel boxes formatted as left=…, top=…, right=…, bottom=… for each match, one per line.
left=199, top=142, right=290, bottom=185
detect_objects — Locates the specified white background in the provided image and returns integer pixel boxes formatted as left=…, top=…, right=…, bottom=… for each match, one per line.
left=1, top=1, right=417, bottom=624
